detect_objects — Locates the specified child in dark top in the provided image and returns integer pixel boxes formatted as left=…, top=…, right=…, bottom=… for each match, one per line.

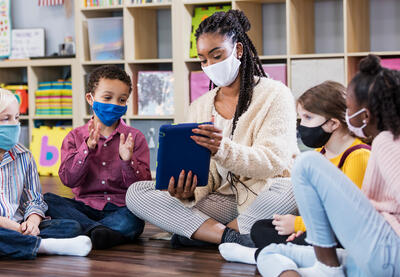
left=44, top=65, right=152, bottom=249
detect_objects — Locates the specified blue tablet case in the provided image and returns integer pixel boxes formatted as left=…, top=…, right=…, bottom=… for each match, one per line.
left=155, top=122, right=212, bottom=190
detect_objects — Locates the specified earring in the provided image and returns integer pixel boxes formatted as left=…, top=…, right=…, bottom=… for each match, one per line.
left=363, top=120, right=367, bottom=123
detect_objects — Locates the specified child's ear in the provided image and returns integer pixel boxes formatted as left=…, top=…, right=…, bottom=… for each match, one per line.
left=86, top=93, right=93, bottom=106
left=329, top=118, right=341, bottom=132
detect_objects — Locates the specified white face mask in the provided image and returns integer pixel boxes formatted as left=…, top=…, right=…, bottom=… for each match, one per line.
left=202, top=43, right=241, bottom=87
left=345, top=108, right=367, bottom=138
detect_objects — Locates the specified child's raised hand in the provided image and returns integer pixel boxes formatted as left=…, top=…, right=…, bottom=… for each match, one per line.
left=87, top=120, right=101, bottom=150
left=119, top=133, right=134, bottom=161
left=272, top=214, right=296, bottom=236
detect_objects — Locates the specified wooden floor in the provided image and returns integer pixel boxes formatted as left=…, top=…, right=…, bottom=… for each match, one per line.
left=0, top=177, right=260, bottom=277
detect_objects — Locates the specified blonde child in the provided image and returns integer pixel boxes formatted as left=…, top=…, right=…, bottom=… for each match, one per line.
left=0, top=89, right=91, bottom=259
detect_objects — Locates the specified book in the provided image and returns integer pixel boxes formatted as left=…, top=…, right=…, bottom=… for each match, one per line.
left=262, top=64, right=287, bottom=85
left=35, top=81, right=73, bottom=116
left=137, top=71, right=174, bottom=116
left=381, top=58, right=400, bottom=70
left=190, top=5, right=231, bottom=58
left=190, top=71, right=210, bottom=103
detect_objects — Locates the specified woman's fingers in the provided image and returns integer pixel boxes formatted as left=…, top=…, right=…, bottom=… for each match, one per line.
left=197, top=124, right=222, bottom=133
left=184, top=171, right=192, bottom=192
left=192, top=129, right=223, bottom=140
left=167, top=177, right=175, bottom=196
left=190, top=175, right=197, bottom=194
left=191, top=139, right=219, bottom=154
left=175, top=170, right=185, bottom=195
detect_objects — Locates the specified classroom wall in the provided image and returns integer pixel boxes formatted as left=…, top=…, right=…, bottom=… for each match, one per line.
left=11, top=0, right=75, bottom=57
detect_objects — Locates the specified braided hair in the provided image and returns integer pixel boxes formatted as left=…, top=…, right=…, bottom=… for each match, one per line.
left=350, top=54, right=400, bottom=139
left=195, top=9, right=267, bottom=136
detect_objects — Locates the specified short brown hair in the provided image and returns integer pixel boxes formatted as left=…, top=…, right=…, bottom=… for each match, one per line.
left=297, top=81, right=347, bottom=127
left=86, top=65, right=132, bottom=95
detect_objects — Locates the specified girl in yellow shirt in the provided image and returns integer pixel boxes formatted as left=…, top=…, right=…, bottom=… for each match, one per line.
left=256, top=81, right=370, bottom=245
left=219, top=81, right=371, bottom=264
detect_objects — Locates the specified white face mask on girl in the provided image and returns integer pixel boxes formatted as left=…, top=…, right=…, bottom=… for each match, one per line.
left=345, top=108, right=367, bottom=138
left=201, top=43, right=241, bottom=87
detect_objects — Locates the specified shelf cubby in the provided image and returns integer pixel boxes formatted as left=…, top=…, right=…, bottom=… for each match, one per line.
left=79, top=9, right=124, bottom=62
left=346, top=0, right=400, bottom=53
left=130, top=119, right=174, bottom=171
left=234, top=0, right=286, bottom=56
left=289, top=0, right=343, bottom=55
left=125, top=5, right=172, bottom=60
left=126, top=62, right=173, bottom=116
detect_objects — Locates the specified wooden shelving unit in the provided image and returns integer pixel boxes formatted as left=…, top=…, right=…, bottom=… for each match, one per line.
left=0, top=0, right=399, bottom=150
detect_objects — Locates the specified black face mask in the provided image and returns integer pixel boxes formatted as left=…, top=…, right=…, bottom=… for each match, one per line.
left=298, top=120, right=332, bottom=148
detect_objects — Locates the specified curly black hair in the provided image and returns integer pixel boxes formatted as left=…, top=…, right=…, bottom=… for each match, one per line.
left=350, top=54, right=400, bottom=138
left=86, top=65, right=132, bottom=95
left=195, top=9, right=267, bottom=136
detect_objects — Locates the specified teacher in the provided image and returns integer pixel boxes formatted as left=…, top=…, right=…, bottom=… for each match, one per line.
left=126, top=9, right=299, bottom=247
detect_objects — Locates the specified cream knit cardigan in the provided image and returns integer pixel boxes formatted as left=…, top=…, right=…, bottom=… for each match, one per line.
left=186, top=77, right=299, bottom=213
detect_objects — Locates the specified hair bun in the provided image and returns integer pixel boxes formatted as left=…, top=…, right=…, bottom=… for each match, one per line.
left=228, top=10, right=251, bottom=32
left=359, top=54, right=382, bottom=75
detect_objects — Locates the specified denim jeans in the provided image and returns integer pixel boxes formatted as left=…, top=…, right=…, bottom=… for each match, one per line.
left=44, top=193, right=144, bottom=240
left=257, top=152, right=400, bottom=277
left=0, top=218, right=82, bottom=259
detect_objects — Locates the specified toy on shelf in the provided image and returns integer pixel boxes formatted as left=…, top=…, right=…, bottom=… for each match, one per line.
left=137, top=71, right=174, bottom=116
left=2, top=84, right=29, bottom=114
left=35, top=80, right=72, bottom=116
left=190, top=5, right=231, bottom=58
left=30, top=126, right=72, bottom=176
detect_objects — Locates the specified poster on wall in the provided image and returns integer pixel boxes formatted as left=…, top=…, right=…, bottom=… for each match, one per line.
left=0, top=0, right=11, bottom=58
left=9, top=28, right=45, bottom=59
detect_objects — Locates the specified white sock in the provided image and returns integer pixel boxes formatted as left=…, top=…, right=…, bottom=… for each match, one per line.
left=257, top=253, right=299, bottom=277
left=219, top=243, right=257, bottom=264
left=38, top=235, right=92, bottom=257
left=298, top=260, right=345, bottom=277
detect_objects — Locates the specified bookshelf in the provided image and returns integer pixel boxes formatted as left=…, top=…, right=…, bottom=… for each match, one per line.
left=0, top=0, right=399, bottom=153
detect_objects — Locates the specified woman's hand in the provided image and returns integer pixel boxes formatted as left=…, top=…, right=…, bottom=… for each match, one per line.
left=168, top=170, right=197, bottom=200
left=191, top=124, right=223, bottom=155
left=272, top=214, right=296, bottom=236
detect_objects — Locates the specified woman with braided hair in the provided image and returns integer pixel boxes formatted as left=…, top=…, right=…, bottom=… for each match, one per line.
left=126, top=10, right=299, bottom=248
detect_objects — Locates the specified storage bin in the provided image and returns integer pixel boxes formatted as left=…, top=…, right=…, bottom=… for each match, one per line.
left=87, top=17, right=123, bottom=61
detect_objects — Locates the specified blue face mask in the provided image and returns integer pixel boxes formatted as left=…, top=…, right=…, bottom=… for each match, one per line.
left=91, top=95, right=127, bottom=127
left=0, top=124, right=21, bottom=151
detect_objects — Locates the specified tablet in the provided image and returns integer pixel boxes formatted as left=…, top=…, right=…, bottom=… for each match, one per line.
left=155, top=122, right=212, bottom=190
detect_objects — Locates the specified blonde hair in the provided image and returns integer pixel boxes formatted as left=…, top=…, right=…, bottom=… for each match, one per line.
left=0, top=88, right=18, bottom=114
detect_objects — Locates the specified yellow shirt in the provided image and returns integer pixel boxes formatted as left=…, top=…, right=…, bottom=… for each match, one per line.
left=294, top=139, right=371, bottom=232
